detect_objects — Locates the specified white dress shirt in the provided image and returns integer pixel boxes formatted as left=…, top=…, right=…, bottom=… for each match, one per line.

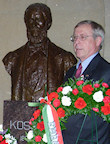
left=76, top=52, right=98, bottom=75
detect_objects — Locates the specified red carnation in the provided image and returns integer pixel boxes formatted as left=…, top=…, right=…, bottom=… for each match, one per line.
left=76, top=80, right=84, bottom=86
left=103, top=96, right=110, bottom=104
left=92, top=107, right=99, bottom=112
left=33, top=109, right=41, bottom=119
left=105, top=89, right=110, bottom=96
left=37, top=121, right=45, bottom=131
left=0, top=135, right=3, bottom=141
left=29, top=117, right=34, bottom=125
left=94, top=83, right=100, bottom=88
left=57, top=87, right=63, bottom=93
left=72, top=88, right=79, bottom=95
left=102, top=82, right=109, bottom=88
left=0, top=140, right=8, bottom=144
left=40, top=98, right=46, bottom=104
left=48, top=92, right=59, bottom=101
left=101, top=105, right=110, bottom=115
left=82, top=84, right=94, bottom=95
left=74, top=97, right=87, bottom=109
left=57, top=108, right=65, bottom=118
left=35, top=135, right=42, bottom=142
left=53, top=99, right=61, bottom=107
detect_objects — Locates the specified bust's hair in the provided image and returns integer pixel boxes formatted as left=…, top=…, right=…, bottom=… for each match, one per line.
left=24, top=3, right=52, bottom=30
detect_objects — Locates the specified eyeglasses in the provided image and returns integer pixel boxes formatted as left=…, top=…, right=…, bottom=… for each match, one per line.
left=70, top=34, right=93, bottom=42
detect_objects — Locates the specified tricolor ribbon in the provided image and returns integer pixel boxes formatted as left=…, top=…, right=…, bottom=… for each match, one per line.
left=28, top=97, right=64, bottom=144
left=42, top=100, right=64, bottom=144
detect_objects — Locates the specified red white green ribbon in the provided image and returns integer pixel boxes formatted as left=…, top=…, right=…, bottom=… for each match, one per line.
left=42, top=102, right=64, bottom=144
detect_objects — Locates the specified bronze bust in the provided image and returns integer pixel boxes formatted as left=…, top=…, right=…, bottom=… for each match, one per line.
left=2, top=3, right=77, bottom=101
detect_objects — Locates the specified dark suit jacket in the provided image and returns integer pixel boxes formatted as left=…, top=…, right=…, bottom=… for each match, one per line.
left=63, top=53, right=110, bottom=144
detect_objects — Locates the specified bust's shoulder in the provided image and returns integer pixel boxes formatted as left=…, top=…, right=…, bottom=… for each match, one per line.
left=2, top=44, right=26, bottom=66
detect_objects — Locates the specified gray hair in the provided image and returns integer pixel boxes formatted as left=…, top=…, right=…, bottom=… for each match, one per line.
left=74, top=20, right=105, bottom=49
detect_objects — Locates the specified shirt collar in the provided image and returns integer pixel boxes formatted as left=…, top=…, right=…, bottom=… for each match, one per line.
left=76, top=52, right=98, bottom=74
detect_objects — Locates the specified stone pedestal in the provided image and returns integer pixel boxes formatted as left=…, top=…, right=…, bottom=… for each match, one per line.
left=3, top=100, right=37, bottom=144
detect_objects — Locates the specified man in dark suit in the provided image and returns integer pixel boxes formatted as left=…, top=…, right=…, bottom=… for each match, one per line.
left=63, top=20, right=110, bottom=144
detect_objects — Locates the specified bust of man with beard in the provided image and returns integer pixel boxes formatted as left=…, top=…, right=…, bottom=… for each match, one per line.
left=2, top=3, right=77, bottom=101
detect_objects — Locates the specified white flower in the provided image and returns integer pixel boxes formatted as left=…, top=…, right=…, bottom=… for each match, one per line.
left=42, top=133, right=47, bottom=143
left=93, top=91, right=104, bottom=102
left=39, top=97, right=44, bottom=101
left=4, top=133, right=17, bottom=144
left=62, top=86, right=72, bottom=95
left=6, top=139, right=13, bottom=144
left=13, top=140, right=17, bottom=144
left=27, top=130, right=33, bottom=140
left=5, top=134, right=12, bottom=144
left=5, top=133, right=11, bottom=139
left=61, top=96, right=71, bottom=106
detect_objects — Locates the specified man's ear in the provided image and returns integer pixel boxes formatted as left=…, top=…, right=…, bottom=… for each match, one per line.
left=96, top=36, right=102, bottom=47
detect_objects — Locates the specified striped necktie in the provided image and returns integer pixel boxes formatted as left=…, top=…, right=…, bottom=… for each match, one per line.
left=75, top=63, right=82, bottom=78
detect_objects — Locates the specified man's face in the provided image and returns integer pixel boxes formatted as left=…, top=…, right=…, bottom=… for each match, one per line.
left=26, top=10, right=47, bottom=44
left=73, top=24, right=100, bottom=62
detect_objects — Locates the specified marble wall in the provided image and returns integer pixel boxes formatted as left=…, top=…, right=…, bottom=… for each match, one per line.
left=0, top=0, right=109, bottom=123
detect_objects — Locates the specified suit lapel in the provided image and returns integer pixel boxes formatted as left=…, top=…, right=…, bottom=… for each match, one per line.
left=82, top=53, right=101, bottom=80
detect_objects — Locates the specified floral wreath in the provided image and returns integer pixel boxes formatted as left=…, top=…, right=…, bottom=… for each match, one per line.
left=0, top=125, right=17, bottom=144
left=25, top=78, right=110, bottom=143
